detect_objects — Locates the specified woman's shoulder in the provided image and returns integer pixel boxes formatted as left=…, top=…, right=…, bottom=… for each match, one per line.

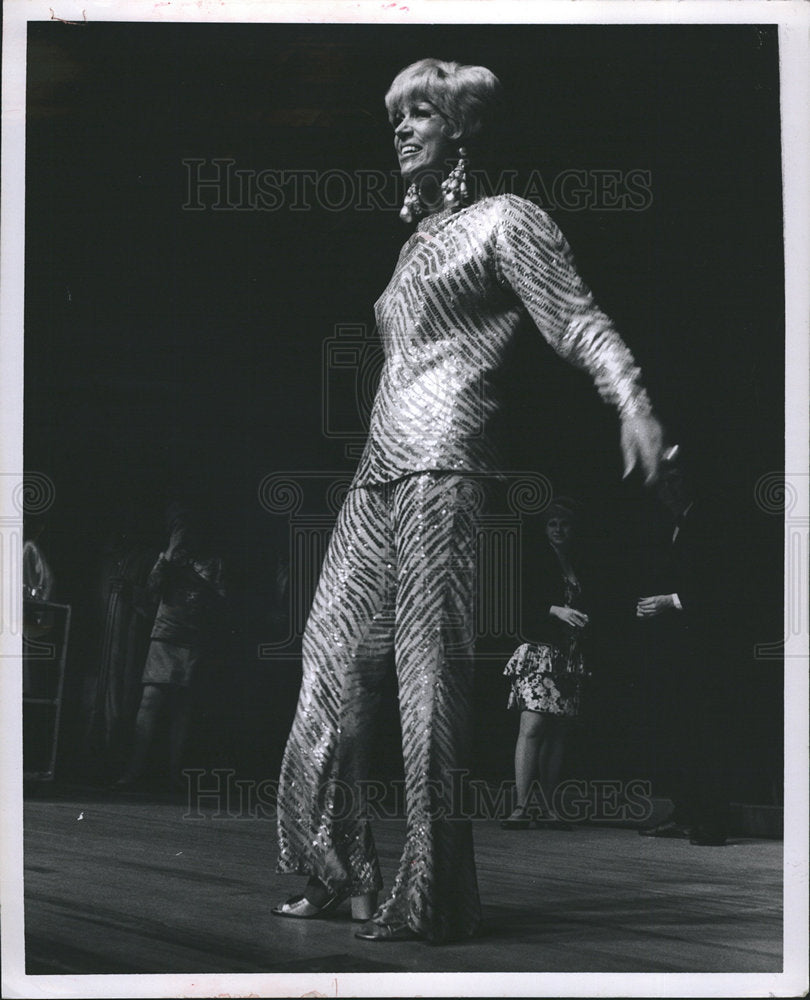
left=478, top=193, right=553, bottom=222
left=474, top=194, right=562, bottom=248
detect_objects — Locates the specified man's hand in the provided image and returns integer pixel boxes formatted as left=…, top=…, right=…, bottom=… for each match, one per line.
left=636, top=594, right=676, bottom=618
left=621, top=412, right=664, bottom=484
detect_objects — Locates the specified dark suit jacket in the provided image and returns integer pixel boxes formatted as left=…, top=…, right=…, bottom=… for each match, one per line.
left=639, top=495, right=733, bottom=695
left=666, top=499, right=731, bottom=649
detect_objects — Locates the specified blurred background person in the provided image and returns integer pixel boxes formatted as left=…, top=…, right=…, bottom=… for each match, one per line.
left=86, top=520, right=159, bottom=779
left=23, top=515, right=55, bottom=603
left=113, top=502, right=225, bottom=790
left=22, top=515, right=58, bottom=700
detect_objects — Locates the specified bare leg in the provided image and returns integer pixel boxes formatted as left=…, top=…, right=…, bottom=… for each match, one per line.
left=537, top=715, right=573, bottom=817
left=510, top=711, right=548, bottom=816
left=121, top=684, right=167, bottom=782
left=169, top=687, right=191, bottom=785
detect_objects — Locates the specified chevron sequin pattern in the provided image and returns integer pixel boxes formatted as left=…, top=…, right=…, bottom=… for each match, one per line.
left=353, top=194, right=651, bottom=488
left=276, top=473, right=482, bottom=942
left=277, top=195, right=653, bottom=941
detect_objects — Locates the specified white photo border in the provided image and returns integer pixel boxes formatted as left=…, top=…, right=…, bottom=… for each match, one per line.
left=2, top=1, right=807, bottom=997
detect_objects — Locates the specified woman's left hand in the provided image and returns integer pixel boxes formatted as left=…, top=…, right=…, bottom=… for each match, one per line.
left=621, top=412, right=664, bottom=484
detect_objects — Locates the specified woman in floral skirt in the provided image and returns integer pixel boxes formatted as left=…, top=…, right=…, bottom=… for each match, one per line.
left=502, top=498, right=590, bottom=830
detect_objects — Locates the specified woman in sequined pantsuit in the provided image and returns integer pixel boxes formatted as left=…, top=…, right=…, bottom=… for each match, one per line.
left=273, top=58, right=665, bottom=943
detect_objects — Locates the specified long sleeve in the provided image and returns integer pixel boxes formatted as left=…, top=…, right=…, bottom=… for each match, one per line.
left=494, top=195, right=652, bottom=419
left=353, top=194, right=654, bottom=487
left=672, top=501, right=729, bottom=626
left=520, top=542, right=571, bottom=646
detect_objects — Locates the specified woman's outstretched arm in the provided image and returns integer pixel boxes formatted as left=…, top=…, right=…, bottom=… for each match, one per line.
left=495, top=194, right=664, bottom=482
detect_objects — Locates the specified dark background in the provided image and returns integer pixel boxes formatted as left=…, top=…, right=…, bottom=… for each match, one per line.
left=24, top=22, right=784, bottom=803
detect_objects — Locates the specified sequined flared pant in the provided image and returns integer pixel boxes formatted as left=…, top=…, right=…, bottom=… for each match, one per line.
left=276, top=472, right=482, bottom=942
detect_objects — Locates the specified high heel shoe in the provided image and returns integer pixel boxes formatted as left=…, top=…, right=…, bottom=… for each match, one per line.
left=271, top=889, right=348, bottom=919
left=271, top=880, right=378, bottom=921
left=354, top=919, right=419, bottom=942
left=271, top=876, right=349, bottom=920
left=350, top=891, right=378, bottom=922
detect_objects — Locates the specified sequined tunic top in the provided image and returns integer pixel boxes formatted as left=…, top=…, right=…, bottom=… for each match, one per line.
left=352, top=194, right=651, bottom=487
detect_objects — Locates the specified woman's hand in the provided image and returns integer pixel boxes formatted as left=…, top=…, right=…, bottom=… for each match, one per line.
left=550, top=605, right=589, bottom=629
left=621, top=412, right=664, bottom=484
left=635, top=594, right=676, bottom=618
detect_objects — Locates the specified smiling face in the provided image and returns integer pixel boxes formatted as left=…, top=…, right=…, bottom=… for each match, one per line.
left=545, top=516, right=573, bottom=549
left=391, top=100, right=459, bottom=183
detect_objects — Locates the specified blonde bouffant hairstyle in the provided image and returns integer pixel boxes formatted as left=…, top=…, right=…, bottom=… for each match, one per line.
left=385, top=58, right=503, bottom=146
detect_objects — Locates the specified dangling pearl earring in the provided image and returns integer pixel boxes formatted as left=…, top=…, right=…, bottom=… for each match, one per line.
left=441, top=147, right=469, bottom=211
left=399, top=182, right=425, bottom=224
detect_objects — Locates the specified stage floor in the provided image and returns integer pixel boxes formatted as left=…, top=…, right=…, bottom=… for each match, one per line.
left=22, top=786, right=781, bottom=976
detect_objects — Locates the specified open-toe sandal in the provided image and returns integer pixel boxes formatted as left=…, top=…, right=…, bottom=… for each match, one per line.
left=354, top=920, right=419, bottom=941
left=271, top=889, right=346, bottom=920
